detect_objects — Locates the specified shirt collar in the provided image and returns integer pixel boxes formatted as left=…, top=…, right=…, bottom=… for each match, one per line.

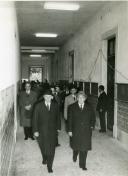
left=26, top=90, right=30, bottom=94
left=78, top=103, right=84, bottom=107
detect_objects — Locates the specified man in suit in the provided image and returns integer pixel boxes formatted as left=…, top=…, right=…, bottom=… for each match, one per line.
left=33, top=90, right=61, bottom=173
left=68, top=91, right=95, bottom=171
left=50, top=85, right=61, bottom=147
left=19, top=82, right=37, bottom=140
left=96, top=85, right=108, bottom=132
left=64, top=86, right=77, bottom=128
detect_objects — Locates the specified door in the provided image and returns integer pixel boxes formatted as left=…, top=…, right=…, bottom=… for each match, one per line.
left=69, top=50, right=74, bottom=83
left=107, top=37, right=115, bottom=130
left=29, top=66, right=43, bottom=82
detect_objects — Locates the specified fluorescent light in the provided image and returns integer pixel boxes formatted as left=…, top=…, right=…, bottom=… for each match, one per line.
left=30, top=54, right=42, bottom=57
left=32, top=49, right=46, bottom=52
left=44, top=2, right=80, bottom=11
left=35, top=33, right=58, bottom=38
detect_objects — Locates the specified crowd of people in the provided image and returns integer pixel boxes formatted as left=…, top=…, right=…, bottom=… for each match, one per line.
left=18, top=80, right=107, bottom=173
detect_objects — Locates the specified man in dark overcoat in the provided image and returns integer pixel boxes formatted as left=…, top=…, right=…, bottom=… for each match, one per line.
left=96, top=85, right=108, bottom=132
left=68, top=91, right=95, bottom=170
left=33, top=90, right=61, bottom=173
left=19, top=81, right=37, bottom=140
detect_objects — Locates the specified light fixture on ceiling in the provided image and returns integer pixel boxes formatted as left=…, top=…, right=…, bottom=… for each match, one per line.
left=32, top=49, right=46, bottom=52
left=31, top=49, right=55, bottom=53
left=44, top=2, right=80, bottom=11
left=35, top=33, right=58, bottom=38
left=30, top=54, right=42, bottom=58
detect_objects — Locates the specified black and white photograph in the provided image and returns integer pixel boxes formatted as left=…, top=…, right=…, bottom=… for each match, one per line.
left=0, top=0, right=128, bottom=176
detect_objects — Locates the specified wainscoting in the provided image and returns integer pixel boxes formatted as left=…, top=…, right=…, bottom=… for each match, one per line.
left=0, top=85, right=15, bottom=176
left=117, top=101, right=128, bottom=133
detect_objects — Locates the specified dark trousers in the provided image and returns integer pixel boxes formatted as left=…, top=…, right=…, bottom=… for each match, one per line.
left=38, top=141, right=55, bottom=170
left=56, top=131, right=59, bottom=146
left=42, top=152, right=55, bottom=169
left=79, top=151, right=88, bottom=168
left=99, top=111, right=106, bottom=131
left=73, top=150, right=88, bottom=168
left=24, top=127, right=33, bottom=138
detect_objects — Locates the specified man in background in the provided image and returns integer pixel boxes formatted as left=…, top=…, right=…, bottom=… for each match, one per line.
left=96, top=85, right=108, bottom=133
left=19, top=82, right=37, bottom=140
left=64, top=86, right=77, bottom=132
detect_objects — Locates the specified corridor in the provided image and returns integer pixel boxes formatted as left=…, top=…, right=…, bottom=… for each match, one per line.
left=1, top=1, right=128, bottom=176
left=12, top=121, right=128, bottom=176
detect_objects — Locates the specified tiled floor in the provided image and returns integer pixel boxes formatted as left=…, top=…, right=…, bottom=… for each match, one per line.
left=12, top=121, right=128, bottom=176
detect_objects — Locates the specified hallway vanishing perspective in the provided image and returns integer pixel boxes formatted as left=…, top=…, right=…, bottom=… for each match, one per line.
left=1, top=1, right=128, bottom=176
left=12, top=122, right=128, bottom=176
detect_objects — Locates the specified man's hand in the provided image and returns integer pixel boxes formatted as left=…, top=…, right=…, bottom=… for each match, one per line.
left=100, top=109, right=103, bottom=112
left=68, top=132, right=72, bottom=137
left=91, top=126, right=95, bottom=130
left=34, top=132, right=39, bottom=137
left=25, top=104, right=31, bottom=110
left=57, top=130, right=60, bottom=133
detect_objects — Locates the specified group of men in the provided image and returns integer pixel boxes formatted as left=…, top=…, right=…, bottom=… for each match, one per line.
left=19, top=81, right=107, bottom=173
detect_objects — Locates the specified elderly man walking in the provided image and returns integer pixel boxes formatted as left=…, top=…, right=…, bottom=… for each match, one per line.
left=68, top=91, right=95, bottom=170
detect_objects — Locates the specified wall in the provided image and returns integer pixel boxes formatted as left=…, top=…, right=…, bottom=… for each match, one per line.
left=0, top=2, right=20, bottom=176
left=21, top=54, right=53, bottom=83
left=52, top=2, right=128, bottom=150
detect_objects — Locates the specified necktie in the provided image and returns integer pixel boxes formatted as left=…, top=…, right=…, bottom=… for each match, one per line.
left=46, top=104, right=50, bottom=111
left=80, top=104, right=83, bottom=110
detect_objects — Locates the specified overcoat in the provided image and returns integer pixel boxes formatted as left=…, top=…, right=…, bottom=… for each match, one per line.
left=96, top=91, right=108, bottom=112
left=64, top=94, right=77, bottom=120
left=19, top=91, right=37, bottom=127
left=32, top=101, right=61, bottom=155
left=68, top=101, right=95, bottom=151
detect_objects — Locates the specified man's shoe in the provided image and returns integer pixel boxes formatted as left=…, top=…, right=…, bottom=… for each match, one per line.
left=42, top=160, right=47, bottom=165
left=82, top=167, right=87, bottom=170
left=24, top=137, right=28, bottom=140
left=102, top=130, right=106, bottom=133
left=73, top=156, right=77, bottom=162
left=48, top=168, right=53, bottom=173
left=30, top=137, right=35, bottom=140
left=99, top=129, right=106, bottom=133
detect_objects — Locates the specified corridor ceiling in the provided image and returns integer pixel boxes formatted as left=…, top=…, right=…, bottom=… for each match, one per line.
left=15, top=1, right=106, bottom=48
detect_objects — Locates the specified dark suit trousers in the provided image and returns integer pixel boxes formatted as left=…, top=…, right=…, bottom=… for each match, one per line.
left=79, top=151, right=88, bottom=168
left=56, top=131, right=59, bottom=146
left=24, top=127, right=33, bottom=138
left=73, top=150, right=79, bottom=160
left=73, top=150, right=87, bottom=168
left=99, top=111, right=106, bottom=131
left=42, top=153, right=55, bottom=169
left=40, top=146, right=55, bottom=169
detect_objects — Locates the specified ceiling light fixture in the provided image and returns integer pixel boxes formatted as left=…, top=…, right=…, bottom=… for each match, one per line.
left=32, top=49, right=46, bottom=52
left=35, top=33, right=58, bottom=38
left=30, top=54, right=42, bottom=57
left=44, top=2, right=80, bottom=11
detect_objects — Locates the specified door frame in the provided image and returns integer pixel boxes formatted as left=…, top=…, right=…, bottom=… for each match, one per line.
left=101, top=27, right=118, bottom=138
left=29, top=66, right=44, bottom=82
left=68, top=50, right=74, bottom=83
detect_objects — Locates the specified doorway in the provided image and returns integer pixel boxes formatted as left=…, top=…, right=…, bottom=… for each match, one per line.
left=29, top=66, right=43, bottom=82
left=107, top=37, right=116, bottom=131
left=69, top=50, right=74, bottom=83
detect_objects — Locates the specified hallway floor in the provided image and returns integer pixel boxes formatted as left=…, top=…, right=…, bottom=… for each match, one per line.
left=12, top=122, right=128, bottom=176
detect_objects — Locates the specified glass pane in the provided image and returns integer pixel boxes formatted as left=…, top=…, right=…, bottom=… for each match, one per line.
left=29, top=67, right=42, bottom=82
